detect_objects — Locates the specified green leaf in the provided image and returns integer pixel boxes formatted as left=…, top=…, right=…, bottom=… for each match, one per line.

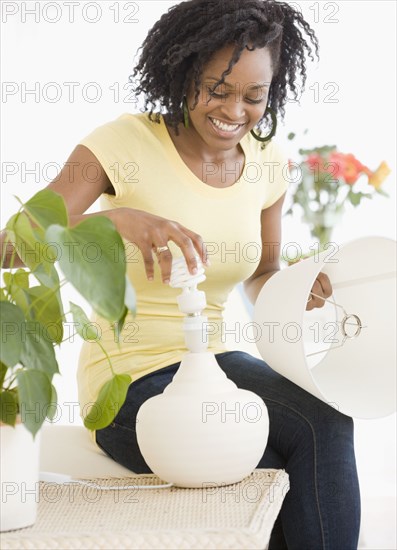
left=113, top=276, right=136, bottom=342
left=6, top=212, right=50, bottom=272
left=298, top=145, right=337, bottom=156
left=16, top=369, right=52, bottom=437
left=69, top=302, right=100, bottom=341
left=124, top=276, right=136, bottom=316
left=33, top=263, right=64, bottom=317
left=0, top=302, right=24, bottom=368
left=284, top=207, right=294, bottom=216
left=33, top=261, right=60, bottom=288
left=83, top=374, right=131, bottom=430
left=113, top=306, right=128, bottom=344
left=19, top=322, right=59, bottom=377
left=46, top=384, right=58, bottom=421
left=3, top=269, right=29, bottom=291
left=46, top=217, right=126, bottom=322
left=0, top=361, right=8, bottom=389
left=23, top=189, right=68, bottom=230
left=3, top=270, right=30, bottom=314
left=348, top=191, right=369, bottom=207
left=0, top=390, right=18, bottom=426
left=375, top=187, right=389, bottom=197
left=287, top=132, right=296, bottom=140
left=24, top=286, right=64, bottom=344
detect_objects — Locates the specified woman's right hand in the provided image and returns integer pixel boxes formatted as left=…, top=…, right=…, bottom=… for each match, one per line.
left=33, top=144, right=209, bottom=284
left=110, top=207, right=208, bottom=284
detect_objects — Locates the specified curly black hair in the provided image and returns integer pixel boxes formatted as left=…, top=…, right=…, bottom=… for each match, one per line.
left=131, top=0, right=319, bottom=137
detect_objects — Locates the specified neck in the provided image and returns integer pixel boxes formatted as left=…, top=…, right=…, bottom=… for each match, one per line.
left=163, top=115, right=243, bottom=164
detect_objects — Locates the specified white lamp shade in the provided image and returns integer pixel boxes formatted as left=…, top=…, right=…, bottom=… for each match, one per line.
left=254, top=236, right=396, bottom=419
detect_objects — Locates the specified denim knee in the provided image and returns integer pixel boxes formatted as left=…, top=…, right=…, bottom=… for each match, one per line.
left=309, top=401, right=355, bottom=447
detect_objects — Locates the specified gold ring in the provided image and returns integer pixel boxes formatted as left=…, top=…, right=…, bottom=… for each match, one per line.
left=155, top=245, right=169, bottom=254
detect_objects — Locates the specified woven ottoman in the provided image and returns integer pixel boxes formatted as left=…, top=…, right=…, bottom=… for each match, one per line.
left=1, top=425, right=289, bottom=550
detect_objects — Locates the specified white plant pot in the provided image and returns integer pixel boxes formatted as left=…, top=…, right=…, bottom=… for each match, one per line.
left=136, top=352, right=269, bottom=488
left=0, top=422, right=41, bottom=532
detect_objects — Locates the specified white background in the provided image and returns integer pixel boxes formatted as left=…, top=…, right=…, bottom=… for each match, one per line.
left=1, top=1, right=396, bottom=547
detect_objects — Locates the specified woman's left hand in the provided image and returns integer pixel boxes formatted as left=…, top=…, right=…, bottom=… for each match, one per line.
left=306, top=272, right=333, bottom=310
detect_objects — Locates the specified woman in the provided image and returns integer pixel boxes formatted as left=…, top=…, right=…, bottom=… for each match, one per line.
left=2, top=1, right=361, bottom=548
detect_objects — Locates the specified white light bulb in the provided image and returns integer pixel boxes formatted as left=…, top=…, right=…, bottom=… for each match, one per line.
left=169, top=256, right=206, bottom=289
left=169, top=256, right=208, bottom=351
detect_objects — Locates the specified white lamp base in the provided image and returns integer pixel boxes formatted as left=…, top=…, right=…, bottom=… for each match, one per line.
left=136, top=352, right=269, bottom=488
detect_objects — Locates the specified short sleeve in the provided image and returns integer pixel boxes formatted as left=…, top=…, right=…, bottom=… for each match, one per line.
left=260, top=140, right=290, bottom=210
left=78, top=115, right=142, bottom=204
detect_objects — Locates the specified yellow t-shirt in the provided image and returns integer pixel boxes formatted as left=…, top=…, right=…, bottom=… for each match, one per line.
left=76, top=112, right=289, bottom=413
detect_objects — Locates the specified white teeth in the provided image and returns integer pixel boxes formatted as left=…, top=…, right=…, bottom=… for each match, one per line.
left=210, top=117, right=240, bottom=132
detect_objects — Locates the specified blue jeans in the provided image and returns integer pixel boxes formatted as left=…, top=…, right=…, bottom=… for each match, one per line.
left=95, top=351, right=361, bottom=550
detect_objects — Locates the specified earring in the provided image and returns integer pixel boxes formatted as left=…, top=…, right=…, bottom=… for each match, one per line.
left=250, top=107, right=277, bottom=142
left=182, top=96, right=189, bottom=128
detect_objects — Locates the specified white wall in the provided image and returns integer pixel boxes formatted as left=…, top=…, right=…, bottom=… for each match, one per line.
left=1, top=1, right=395, bottom=546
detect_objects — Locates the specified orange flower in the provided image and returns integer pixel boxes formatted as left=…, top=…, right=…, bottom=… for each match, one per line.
left=305, top=152, right=370, bottom=185
left=327, top=152, right=346, bottom=179
left=337, top=153, right=370, bottom=185
left=303, top=150, right=389, bottom=189
left=368, top=161, right=391, bottom=189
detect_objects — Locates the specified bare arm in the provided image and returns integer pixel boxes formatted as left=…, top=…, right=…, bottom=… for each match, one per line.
left=244, top=193, right=285, bottom=304
left=1, top=144, right=112, bottom=268
left=244, top=192, right=333, bottom=310
left=1, top=144, right=208, bottom=281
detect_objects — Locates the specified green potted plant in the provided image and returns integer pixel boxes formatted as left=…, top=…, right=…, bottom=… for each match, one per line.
left=0, top=189, right=135, bottom=532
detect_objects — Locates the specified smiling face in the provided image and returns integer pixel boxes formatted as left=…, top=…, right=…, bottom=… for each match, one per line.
left=185, top=44, right=274, bottom=152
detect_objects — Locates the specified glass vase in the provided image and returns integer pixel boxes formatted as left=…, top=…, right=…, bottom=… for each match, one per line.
left=303, top=206, right=345, bottom=251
